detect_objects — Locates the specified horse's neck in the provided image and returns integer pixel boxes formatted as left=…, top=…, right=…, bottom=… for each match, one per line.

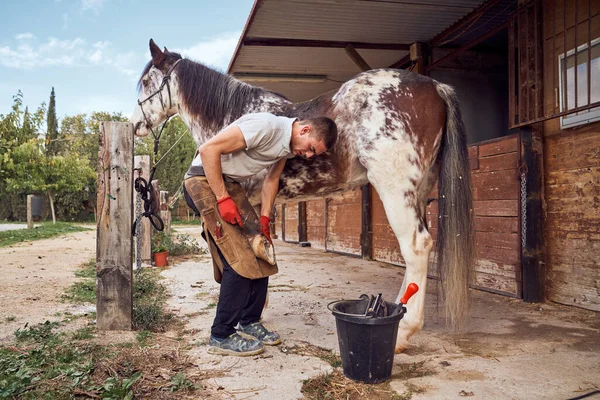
left=175, top=77, right=290, bottom=146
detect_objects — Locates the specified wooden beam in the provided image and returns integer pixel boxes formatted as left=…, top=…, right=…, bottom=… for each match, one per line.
left=344, top=44, right=371, bottom=71
left=520, top=127, right=546, bottom=303
left=243, top=38, right=410, bottom=51
left=361, top=185, right=372, bottom=260
left=97, top=121, right=134, bottom=331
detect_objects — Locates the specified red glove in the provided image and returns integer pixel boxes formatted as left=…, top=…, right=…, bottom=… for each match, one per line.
left=217, top=196, right=243, bottom=226
left=259, top=216, right=272, bottom=243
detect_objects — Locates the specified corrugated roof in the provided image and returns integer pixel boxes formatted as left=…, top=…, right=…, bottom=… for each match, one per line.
left=228, top=0, right=513, bottom=102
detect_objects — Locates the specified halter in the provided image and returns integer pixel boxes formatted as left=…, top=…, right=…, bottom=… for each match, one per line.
left=137, top=58, right=182, bottom=154
left=133, top=58, right=182, bottom=236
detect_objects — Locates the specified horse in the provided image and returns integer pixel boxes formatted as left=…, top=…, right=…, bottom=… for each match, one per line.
left=131, top=39, right=474, bottom=352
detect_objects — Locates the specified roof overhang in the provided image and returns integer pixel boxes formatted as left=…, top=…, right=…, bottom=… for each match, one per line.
left=227, top=0, right=515, bottom=102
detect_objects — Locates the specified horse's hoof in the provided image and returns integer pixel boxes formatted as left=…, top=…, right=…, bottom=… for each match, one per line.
left=395, top=344, right=408, bottom=354
left=395, top=337, right=409, bottom=353
left=251, top=235, right=276, bottom=265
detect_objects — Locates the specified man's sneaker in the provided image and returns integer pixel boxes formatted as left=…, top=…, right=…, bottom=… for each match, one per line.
left=238, top=322, right=281, bottom=345
left=208, top=333, right=264, bottom=356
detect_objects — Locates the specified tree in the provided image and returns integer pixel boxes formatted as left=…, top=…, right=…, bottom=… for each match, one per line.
left=45, top=87, right=60, bottom=157
left=4, top=137, right=95, bottom=224
left=0, top=92, right=46, bottom=220
left=54, top=111, right=128, bottom=220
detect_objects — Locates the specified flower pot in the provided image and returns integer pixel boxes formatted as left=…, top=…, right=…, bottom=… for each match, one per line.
left=153, top=251, right=168, bottom=267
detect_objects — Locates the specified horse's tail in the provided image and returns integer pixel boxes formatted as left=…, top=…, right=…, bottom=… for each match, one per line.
left=434, top=82, right=475, bottom=329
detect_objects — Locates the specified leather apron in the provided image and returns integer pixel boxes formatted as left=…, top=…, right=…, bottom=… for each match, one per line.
left=184, top=176, right=278, bottom=283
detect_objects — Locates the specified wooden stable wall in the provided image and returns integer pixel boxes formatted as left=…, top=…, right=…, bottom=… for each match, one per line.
left=325, top=189, right=362, bottom=256
left=278, top=135, right=522, bottom=297
left=284, top=203, right=299, bottom=242
left=469, top=135, right=521, bottom=297
left=540, top=0, right=600, bottom=311
left=306, top=200, right=326, bottom=249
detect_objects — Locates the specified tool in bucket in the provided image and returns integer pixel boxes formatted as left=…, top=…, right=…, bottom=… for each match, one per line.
left=394, top=282, right=419, bottom=314
left=359, top=283, right=419, bottom=318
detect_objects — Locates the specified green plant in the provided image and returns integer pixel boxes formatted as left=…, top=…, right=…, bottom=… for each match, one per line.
left=100, top=371, right=141, bottom=400
left=132, top=270, right=173, bottom=332
left=168, top=233, right=204, bottom=256
left=136, top=330, right=153, bottom=348
left=151, top=231, right=171, bottom=253
left=167, top=372, right=195, bottom=392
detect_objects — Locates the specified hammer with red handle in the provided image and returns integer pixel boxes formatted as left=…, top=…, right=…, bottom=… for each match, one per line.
left=393, top=283, right=419, bottom=316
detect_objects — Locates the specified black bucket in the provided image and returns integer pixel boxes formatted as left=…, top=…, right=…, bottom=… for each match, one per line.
left=328, top=297, right=405, bottom=384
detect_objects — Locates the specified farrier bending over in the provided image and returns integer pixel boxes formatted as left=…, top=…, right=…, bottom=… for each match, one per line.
left=183, top=112, right=337, bottom=356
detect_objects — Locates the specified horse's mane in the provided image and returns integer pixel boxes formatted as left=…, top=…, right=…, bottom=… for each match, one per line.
left=138, top=51, right=289, bottom=130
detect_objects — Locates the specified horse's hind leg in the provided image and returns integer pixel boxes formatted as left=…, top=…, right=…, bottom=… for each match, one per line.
left=367, top=163, right=435, bottom=353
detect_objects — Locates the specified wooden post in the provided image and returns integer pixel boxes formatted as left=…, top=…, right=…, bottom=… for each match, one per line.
left=281, top=204, right=286, bottom=242
left=97, top=121, right=134, bottom=330
left=520, top=127, right=546, bottom=302
left=361, top=185, right=372, bottom=260
left=134, top=155, right=151, bottom=261
left=298, top=201, right=308, bottom=245
left=160, top=190, right=171, bottom=233
left=410, top=42, right=427, bottom=75
left=27, top=195, right=33, bottom=229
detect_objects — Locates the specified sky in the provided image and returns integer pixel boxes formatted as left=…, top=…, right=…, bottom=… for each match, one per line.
left=1, top=0, right=254, bottom=120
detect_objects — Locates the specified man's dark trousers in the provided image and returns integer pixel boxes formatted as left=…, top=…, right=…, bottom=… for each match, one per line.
left=211, top=246, right=269, bottom=339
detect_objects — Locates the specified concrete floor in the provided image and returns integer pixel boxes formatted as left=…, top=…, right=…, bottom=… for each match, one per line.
left=164, top=227, right=600, bottom=400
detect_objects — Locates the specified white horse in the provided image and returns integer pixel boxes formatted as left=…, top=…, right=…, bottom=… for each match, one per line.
left=131, top=39, right=475, bottom=352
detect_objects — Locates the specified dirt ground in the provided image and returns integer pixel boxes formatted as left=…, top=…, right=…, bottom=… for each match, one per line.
left=1, top=225, right=599, bottom=399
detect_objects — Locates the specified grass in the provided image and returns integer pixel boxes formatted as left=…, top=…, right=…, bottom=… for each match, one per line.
left=0, top=319, right=216, bottom=399
left=132, top=269, right=175, bottom=332
left=302, top=370, right=406, bottom=400
left=62, top=259, right=175, bottom=332
left=62, top=260, right=96, bottom=304
left=170, top=218, right=201, bottom=226
left=0, top=222, right=89, bottom=248
left=0, top=256, right=212, bottom=399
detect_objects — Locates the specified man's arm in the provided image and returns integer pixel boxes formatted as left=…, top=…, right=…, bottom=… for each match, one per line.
left=198, top=125, right=246, bottom=200
left=260, top=158, right=287, bottom=217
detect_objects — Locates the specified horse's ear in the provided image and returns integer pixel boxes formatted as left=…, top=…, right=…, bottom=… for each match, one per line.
left=163, top=46, right=169, bottom=53
left=149, top=38, right=164, bottom=65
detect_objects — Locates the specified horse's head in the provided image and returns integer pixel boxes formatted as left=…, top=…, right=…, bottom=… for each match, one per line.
left=131, top=39, right=182, bottom=137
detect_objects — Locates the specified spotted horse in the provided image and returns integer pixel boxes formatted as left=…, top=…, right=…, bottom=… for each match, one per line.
left=131, top=39, right=475, bottom=352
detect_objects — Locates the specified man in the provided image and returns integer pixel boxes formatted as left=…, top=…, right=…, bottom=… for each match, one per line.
left=183, top=112, right=337, bottom=356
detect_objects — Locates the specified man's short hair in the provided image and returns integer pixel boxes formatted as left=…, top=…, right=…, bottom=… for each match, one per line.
left=303, top=116, right=338, bottom=150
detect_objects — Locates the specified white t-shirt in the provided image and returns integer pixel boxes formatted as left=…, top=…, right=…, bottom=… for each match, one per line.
left=189, top=113, right=296, bottom=181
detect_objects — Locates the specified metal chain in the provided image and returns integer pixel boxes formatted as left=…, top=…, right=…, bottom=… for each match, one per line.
left=135, top=190, right=143, bottom=275
left=520, top=172, right=527, bottom=250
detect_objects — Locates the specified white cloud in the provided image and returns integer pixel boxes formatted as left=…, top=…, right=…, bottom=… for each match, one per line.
left=75, top=94, right=132, bottom=115
left=174, top=32, right=241, bottom=71
left=80, top=0, right=106, bottom=13
left=0, top=36, right=140, bottom=76
left=15, top=33, right=35, bottom=40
